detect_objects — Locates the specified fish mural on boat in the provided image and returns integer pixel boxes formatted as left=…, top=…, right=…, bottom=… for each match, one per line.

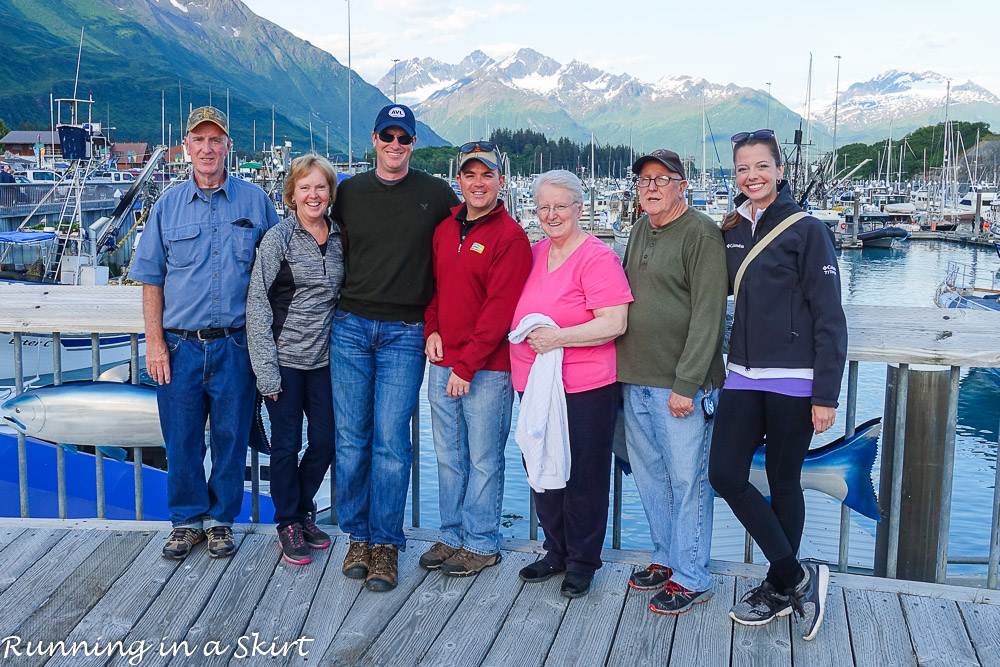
left=1, top=380, right=270, bottom=453
left=614, top=414, right=882, bottom=520
left=2, top=382, right=163, bottom=447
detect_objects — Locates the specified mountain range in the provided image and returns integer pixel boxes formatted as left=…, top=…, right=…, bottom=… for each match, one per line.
left=0, top=0, right=447, bottom=155
left=378, top=50, right=1000, bottom=154
left=378, top=48, right=813, bottom=162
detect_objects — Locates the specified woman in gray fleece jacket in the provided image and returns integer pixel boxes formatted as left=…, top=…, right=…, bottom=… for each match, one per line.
left=247, top=154, right=344, bottom=566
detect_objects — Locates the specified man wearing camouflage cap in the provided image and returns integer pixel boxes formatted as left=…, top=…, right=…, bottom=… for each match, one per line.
left=130, top=106, right=280, bottom=560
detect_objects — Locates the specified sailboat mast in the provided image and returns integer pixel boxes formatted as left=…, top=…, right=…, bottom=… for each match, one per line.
left=701, top=96, right=707, bottom=188
left=804, top=53, right=813, bottom=175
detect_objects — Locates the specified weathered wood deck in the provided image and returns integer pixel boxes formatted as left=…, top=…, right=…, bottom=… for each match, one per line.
left=1, top=519, right=997, bottom=666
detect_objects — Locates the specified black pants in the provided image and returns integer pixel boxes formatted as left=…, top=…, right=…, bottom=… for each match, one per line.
left=531, top=382, right=619, bottom=576
left=264, top=365, right=335, bottom=529
left=708, top=389, right=814, bottom=564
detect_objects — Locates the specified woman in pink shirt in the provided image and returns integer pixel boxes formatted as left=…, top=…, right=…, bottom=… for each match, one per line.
left=510, top=169, right=633, bottom=598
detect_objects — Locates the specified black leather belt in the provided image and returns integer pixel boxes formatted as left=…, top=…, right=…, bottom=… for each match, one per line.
left=164, top=326, right=244, bottom=341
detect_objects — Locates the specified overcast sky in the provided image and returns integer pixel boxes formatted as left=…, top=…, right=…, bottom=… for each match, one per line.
left=243, top=0, right=997, bottom=112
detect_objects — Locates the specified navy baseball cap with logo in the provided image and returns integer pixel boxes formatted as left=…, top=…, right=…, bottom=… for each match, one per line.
left=374, top=104, right=417, bottom=137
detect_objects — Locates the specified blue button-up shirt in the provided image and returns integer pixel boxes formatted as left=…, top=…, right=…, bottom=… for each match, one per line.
left=129, top=174, right=280, bottom=330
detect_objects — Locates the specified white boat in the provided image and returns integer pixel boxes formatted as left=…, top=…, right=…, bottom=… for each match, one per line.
left=0, top=331, right=143, bottom=384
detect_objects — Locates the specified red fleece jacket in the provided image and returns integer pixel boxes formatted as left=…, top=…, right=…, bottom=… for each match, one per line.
left=425, top=202, right=532, bottom=381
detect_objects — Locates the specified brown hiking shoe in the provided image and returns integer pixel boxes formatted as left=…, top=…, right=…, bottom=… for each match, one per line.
left=440, top=549, right=502, bottom=577
left=206, top=526, right=236, bottom=558
left=343, top=541, right=371, bottom=579
left=162, top=527, right=205, bottom=560
left=365, top=544, right=398, bottom=592
left=419, top=542, right=460, bottom=570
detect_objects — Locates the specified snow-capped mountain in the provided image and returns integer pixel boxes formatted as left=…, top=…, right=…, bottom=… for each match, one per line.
left=376, top=50, right=494, bottom=105
left=382, top=48, right=809, bottom=152
left=813, top=70, right=1000, bottom=143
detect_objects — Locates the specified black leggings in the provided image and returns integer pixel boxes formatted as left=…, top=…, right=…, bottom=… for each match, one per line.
left=708, top=389, right=814, bottom=567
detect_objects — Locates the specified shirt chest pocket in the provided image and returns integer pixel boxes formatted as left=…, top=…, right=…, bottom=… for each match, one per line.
left=230, top=225, right=257, bottom=264
left=164, top=224, right=201, bottom=268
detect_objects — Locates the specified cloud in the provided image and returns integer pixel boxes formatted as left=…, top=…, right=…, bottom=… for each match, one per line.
left=910, top=31, right=961, bottom=51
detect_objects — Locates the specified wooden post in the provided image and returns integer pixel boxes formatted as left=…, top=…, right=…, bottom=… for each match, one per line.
left=875, top=364, right=951, bottom=581
left=852, top=197, right=861, bottom=246
left=975, top=191, right=983, bottom=239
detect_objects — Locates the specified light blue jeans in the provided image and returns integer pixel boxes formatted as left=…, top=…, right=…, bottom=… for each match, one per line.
left=427, top=364, right=513, bottom=555
left=330, top=309, right=426, bottom=550
left=623, top=384, right=719, bottom=592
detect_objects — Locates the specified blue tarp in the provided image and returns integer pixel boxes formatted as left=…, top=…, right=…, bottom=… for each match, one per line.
left=0, top=231, right=57, bottom=244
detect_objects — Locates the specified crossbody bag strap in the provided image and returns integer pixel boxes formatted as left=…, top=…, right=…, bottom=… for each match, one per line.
left=732, top=211, right=807, bottom=314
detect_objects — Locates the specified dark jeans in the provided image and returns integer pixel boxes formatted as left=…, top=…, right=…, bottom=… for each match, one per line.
left=708, top=389, right=814, bottom=564
left=532, top=382, right=619, bottom=576
left=264, top=365, right=335, bottom=529
left=158, top=329, right=255, bottom=529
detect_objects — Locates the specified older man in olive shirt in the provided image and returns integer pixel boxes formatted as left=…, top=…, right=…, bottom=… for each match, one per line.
left=616, top=149, right=728, bottom=615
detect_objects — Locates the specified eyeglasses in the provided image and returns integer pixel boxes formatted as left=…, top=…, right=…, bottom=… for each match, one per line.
left=637, top=175, right=683, bottom=189
left=731, top=129, right=776, bottom=146
left=537, top=203, right=579, bottom=216
left=460, top=141, right=496, bottom=153
left=377, top=129, right=413, bottom=145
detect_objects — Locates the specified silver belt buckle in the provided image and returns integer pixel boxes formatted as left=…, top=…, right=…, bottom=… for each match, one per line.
left=196, top=328, right=210, bottom=341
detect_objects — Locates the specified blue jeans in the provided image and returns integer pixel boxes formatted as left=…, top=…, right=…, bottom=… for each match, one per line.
left=330, top=309, right=426, bottom=549
left=157, top=329, right=255, bottom=529
left=623, top=384, right=719, bottom=592
left=427, top=364, right=513, bottom=555
left=263, top=365, right=335, bottom=530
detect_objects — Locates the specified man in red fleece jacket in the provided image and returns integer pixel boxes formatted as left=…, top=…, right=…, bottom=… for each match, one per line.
left=420, top=141, right=532, bottom=576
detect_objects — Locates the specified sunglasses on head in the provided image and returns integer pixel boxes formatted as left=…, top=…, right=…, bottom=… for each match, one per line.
left=459, top=141, right=497, bottom=154
left=377, top=129, right=413, bottom=145
left=731, top=129, right=776, bottom=145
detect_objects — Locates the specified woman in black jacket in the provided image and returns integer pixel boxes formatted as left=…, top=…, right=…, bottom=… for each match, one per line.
left=708, top=130, right=847, bottom=641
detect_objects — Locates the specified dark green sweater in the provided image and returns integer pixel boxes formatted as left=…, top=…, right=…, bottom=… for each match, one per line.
left=333, top=169, right=459, bottom=321
left=616, top=207, right=728, bottom=397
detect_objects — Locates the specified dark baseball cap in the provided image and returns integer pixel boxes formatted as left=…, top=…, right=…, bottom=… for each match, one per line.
left=374, top=104, right=416, bottom=137
left=632, top=149, right=685, bottom=180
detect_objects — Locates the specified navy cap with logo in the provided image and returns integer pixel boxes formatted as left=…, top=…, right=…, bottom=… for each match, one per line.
left=374, top=104, right=417, bottom=137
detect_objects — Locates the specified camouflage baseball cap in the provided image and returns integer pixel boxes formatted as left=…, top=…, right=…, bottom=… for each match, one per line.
left=187, top=106, right=229, bottom=135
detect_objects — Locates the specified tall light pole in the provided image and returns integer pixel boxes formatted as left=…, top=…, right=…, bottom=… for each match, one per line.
left=346, top=0, right=352, bottom=170
left=765, top=82, right=772, bottom=127
left=832, top=55, right=841, bottom=170
left=392, top=58, right=400, bottom=103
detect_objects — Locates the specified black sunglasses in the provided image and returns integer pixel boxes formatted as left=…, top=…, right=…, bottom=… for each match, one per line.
left=377, top=129, right=413, bottom=145
left=459, top=141, right=497, bottom=154
left=731, top=129, right=775, bottom=145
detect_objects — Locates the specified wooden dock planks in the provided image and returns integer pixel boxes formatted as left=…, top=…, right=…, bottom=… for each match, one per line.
left=842, top=589, right=916, bottom=666
left=418, top=551, right=532, bottom=667
left=0, top=522, right=999, bottom=667
left=10, top=530, right=152, bottom=667
left=898, top=596, right=979, bottom=666
left=544, top=562, right=631, bottom=666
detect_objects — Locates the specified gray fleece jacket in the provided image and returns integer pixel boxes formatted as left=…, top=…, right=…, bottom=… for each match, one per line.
left=246, top=212, right=344, bottom=395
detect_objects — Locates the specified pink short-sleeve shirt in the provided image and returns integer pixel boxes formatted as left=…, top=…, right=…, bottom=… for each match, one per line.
left=510, top=235, right=633, bottom=393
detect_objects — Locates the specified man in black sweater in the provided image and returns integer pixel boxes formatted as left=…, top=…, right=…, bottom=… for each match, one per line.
left=331, top=104, right=459, bottom=592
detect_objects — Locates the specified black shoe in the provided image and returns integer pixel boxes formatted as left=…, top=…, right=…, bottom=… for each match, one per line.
left=278, top=524, right=312, bottom=565
left=519, top=558, right=564, bottom=583
left=629, top=564, right=673, bottom=590
left=730, top=580, right=792, bottom=626
left=162, top=527, right=205, bottom=560
left=649, top=580, right=712, bottom=615
left=560, top=571, right=593, bottom=598
left=300, top=519, right=331, bottom=549
left=786, top=562, right=829, bottom=641
left=206, top=526, right=236, bottom=558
